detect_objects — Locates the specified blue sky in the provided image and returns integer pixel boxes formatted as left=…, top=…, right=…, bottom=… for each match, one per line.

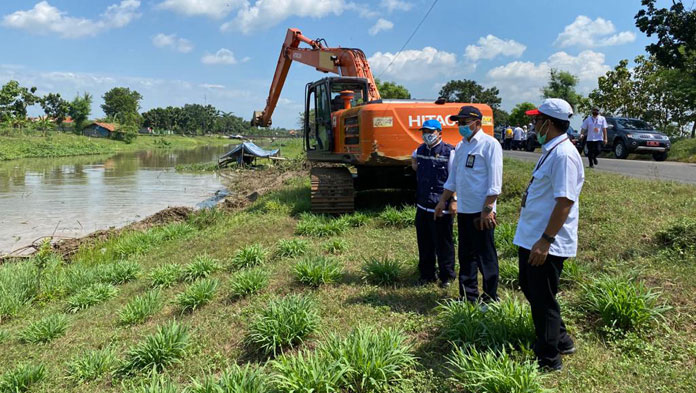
left=0, top=0, right=657, bottom=128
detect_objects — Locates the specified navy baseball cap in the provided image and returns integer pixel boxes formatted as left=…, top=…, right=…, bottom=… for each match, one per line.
left=420, top=119, right=442, bottom=131
left=450, top=106, right=482, bottom=122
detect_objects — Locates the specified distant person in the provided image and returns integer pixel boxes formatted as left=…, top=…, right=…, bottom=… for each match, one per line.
left=513, top=126, right=524, bottom=150
left=504, top=126, right=514, bottom=150
left=581, top=107, right=607, bottom=168
left=411, top=119, right=456, bottom=288
left=435, top=106, right=503, bottom=304
left=517, top=98, right=585, bottom=371
left=523, top=125, right=528, bottom=141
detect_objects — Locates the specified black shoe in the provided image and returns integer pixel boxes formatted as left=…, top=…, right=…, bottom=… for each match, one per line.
left=416, top=278, right=436, bottom=287
left=539, top=363, right=563, bottom=372
left=559, top=345, right=576, bottom=355
left=593, top=158, right=598, bottom=166
left=438, top=280, right=452, bottom=289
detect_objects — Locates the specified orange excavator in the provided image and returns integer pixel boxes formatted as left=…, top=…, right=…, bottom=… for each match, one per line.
left=252, top=28, right=494, bottom=213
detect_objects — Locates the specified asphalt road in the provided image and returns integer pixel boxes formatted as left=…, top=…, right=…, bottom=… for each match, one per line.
left=504, top=150, right=696, bottom=185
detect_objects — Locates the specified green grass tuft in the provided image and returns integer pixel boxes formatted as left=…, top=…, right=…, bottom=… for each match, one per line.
left=66, top=283, right=118, bottom=313
left=0, top=329, right=8, bottom=343
left=0, top=262, right=40, bottom=320
left=377, top=206, right=415, bottom=228
left=149, top=263, right=183, bottom=288
left=246, top=294, right=320, bottom=356
left=0, top=363, right=45, bottom=393
left=122, top=373, right=180, bottom=393
left=98, top=261, right=141, bottom=284
left=276, top=239, right=309, bottom=258
left=447, top=346, right=545, bottom=393
left=66, top=348, right=116, bottom=383
left=295, top=213, right=349, bottom=237
left=19, top=314, right=68, bottom=344
left=231, top=244, right=268, bottom=268
left=118, top=321, right=190, bottom=375
left=338, top=212, right=370, bottom=228
left=361, top=257, right=402, bottom=286
left=190, top=364, right=269, bottom=393
left=271, top=349, right=347, bottom=393
left=176, top=278, right=219, bottom=313
left=294, top=256, right=344, bottom=287
left=229, top=268, right=269, bottom=299
left=323, top=238, right=348, bottom=255
left=182, top=255, right=220, bottom=282
left=494, top=223, right=518, bottom=259
left=118, top=290, right=164, bottom=325
left=498, top=258, right=519, bottom=289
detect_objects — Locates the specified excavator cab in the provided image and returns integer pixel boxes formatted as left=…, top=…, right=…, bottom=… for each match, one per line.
left=304, top=76, right=369, bottom=153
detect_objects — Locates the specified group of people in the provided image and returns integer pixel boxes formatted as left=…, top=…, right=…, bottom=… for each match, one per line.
left=411, top=99, right=585, bottom=371
left=502, top=124, right=529, bottom=150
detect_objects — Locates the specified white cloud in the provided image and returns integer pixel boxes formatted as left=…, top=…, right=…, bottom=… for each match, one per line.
left=368, top=47, right=459, bottom=81
left=201, top=48, right=242, bottom=65
left=368, top=18, right=393, bottom=36
left=555, top=15, right=636, bottom=48
left=381, top=0, right=413, bottom=12
left=464, top=35, right=526, bottom=62
left=344, top=2, right=378, bottom=18
left=1, top=0, right=140, bottom=38
left=156, top=0, right=244, bottom=19
left=200, top=83, right=225, bottom=89
left=221, top=0, right=346, bottom=34
left=152, top=33, right=194, bottom=53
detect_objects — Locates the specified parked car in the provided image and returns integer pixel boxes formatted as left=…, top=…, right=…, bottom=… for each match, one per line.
left=589, top=117, right=671, bottom=161
left=525, top=125, right=582, bottom=153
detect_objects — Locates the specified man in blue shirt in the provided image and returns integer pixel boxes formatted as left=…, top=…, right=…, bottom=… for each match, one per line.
left=411, top=119, right=456, bottom=287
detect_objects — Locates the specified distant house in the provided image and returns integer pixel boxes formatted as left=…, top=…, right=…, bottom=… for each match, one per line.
left=83, top=122, right=116, bottom=138
left=138, top=127, right=153, bottom=135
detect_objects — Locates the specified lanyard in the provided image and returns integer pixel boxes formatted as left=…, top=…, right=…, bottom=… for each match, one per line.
left=521, top=137, right=568, bottom=208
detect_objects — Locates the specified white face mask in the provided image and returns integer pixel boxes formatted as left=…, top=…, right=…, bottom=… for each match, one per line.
left=423, top=132, right=440, bottom=146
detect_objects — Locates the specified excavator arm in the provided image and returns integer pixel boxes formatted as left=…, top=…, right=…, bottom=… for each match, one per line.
left=251, top=28, right=381, bottom=127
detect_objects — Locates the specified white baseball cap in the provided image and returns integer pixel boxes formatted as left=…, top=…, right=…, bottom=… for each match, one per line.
left=525, top=98, right=573, bottom=121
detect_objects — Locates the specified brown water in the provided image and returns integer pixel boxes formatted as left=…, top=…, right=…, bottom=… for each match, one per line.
left=0, top=145, right=232, bottom=254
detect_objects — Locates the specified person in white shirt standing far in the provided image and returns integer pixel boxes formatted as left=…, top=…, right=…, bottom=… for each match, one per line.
left=434, top=106, right=503, bottom=304
left=516, top=98, right=585, bottom=371
left=581, top=107, right=607, bottom=168
left=513, top=125, right=524, bottom=150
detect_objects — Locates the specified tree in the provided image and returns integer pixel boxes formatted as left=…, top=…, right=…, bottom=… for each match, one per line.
left=375, top=79, right=411, bottom=99
left=439, top=79, right=505, bottom=124
left=69, top=92, right=92, bottom=132
left=101, top=87, right=142, bottom=121
left=40, top=93, right=70, bottom=129
left=541, top=69, right=584, bottom=112
left=508, top=102, right=537, bottom=127
left=0, top=80, right=39, bottom=119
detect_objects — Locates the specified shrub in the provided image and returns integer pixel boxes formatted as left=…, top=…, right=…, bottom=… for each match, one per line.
left=295, top=214, right=348, bottom=237
left=118, top=321, right=190, bottom=375
left=0, top=262, right=40, bottom=320
left=322, top=326, right=416, bottom=392
left=182, top=255, right=220, bottom=282
left=447, top=346, right=545, bottom=393
left=436, top=298, right=535, bottom=350
left=498, top=258, right=519, bottom=289
left=361, top=257, right=402, bottom=286
left=323, top=239, right=348, bottom=255
left=276, top=239, right=309, bottom=258
left=20, top=314, right=69, bottom=344
left=66, top=283, right=118, bottom=313
left=271, top=350, right=348, bottom=393
left=231, top=244, right=268, bottom=268
left=176, top=278, right=219, bottom=313
left=294, top=256, right=344, bottom=287
left=580, top=275, right=669, bottom=332
left=118, top=290, right=164, bottom=325
left=377, top=206, right=415, bottom=229
left=98, top=261, right=141, bottom=284
left=0, top=363, right=45, bottom=393
left=229, top=268, right=269, bottom=299
left=66, top=348, right=116, bottom=383
left=149, top=264, right=183, bottom=288
left=246, top=294, right=320, bottom=356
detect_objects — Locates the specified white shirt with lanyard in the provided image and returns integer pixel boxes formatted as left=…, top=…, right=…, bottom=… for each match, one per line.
left=513, top=134, right=585, bottom=257
left=582, top=115, right=607, bottom=142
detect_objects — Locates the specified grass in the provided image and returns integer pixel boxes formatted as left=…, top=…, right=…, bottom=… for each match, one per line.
left=118, top=290, right=164, bottom=325
left=667, top=137, right=696, bottom=163
left=230, top=244, right=268, bottom=268
left=0, top=262, right=40, bottom=321
left=118, top=321, right=190, bottom=375
left=361, top=257, right=402, bottom=286
left=271, top=349, right=347, bottom=393
left=276, top=239, right=309, bottom=258
left=295, top=213, right=349, bottom=237
left=293, top=256, right=344, bottom=287
left=66, top=283, right=119, bottom=313
left=447, top=346, right=545, bottom=393
left=149, top=263, right=183, bottom=288
left=182, top=255, right=221, bottom=282
left=377, top=206, right=416, bottom=228
left=0, top=363, right=45, bottom=393
left=498, top=258, right=519, bottom=288
left=190, top=364, right=268, bottom=393
left=175, top=161, right=219, bottom=172
left=494, top=222, right=517, bottom=259
left=98, top=261, right=141, bottom=284
left=19, top=314, right=69, bottom=344
left=229, top=268, right=270, bottom=299
left=122, top=374, right=180, bottom=393
left=176, top=278, right=219, bottom=313
left=323, top=238, right=348, bottom=255
left=246, top=294, right=320, bottom=356
left=66, top=348, right=116, bottom=383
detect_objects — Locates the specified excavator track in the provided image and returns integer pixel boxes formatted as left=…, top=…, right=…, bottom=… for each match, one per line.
left=310, top=167, right=355, bottom=214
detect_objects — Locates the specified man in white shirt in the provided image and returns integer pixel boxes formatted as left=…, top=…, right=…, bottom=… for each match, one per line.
left=434, top=106, right=503, bottom=303
left=580, top=107, right=608, bottom=168
left=513, top=126, right=524, bottom=150
left=517, top=98, right=585, bottom=371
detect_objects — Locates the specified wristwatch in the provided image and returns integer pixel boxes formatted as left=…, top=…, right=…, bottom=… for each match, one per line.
left=483, top=205, right=493, bottom=214
left=541, top=233, right=556, bottom=244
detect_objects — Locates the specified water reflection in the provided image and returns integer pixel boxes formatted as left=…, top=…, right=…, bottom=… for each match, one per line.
left=0, top=144, right=232, bottom=253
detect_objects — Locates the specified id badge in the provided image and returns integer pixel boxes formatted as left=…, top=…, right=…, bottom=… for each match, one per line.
left=521, top=188, right=528, bottom=208
left=466, top=154, right=475, bottom=168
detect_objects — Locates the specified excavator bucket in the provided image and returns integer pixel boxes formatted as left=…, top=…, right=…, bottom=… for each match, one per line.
left=250, top=111, right=265, bottom=127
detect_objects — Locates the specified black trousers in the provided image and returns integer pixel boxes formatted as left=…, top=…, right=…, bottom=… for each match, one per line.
left=586, top=141, right=602, bottom=166
left=415, top=208, right=455, bottom=282
left=518, top=247, right=574, bottom=367
left=457, top=213, right=499, bottom=302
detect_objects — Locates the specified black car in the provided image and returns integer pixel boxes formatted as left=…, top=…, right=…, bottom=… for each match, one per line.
left=525, top=125, right=582, bottom=153
left=590, top=117, right=671, bottom=161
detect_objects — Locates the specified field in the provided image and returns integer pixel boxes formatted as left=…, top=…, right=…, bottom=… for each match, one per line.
left=1, top=158, right=695, bottom=393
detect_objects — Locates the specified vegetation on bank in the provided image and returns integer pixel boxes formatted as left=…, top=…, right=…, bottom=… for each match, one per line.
left=0, top=159, right=694, bottom=392
left=668, top=138, right=696, bottom=163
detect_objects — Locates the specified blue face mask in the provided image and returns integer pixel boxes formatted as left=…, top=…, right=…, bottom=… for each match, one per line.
left=423, top=132, right=439, bottom=146
left=459, top=125, right=473, bottom=139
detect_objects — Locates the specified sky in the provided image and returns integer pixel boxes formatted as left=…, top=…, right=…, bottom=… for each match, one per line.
left=0, top=0, right=659, bottom=129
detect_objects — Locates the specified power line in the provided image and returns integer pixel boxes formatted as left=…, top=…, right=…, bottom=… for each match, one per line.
left=376, top=0, right=440, bottom=79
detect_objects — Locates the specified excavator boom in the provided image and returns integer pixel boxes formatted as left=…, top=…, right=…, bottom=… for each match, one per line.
left=251, top=28, right=380, bottom=127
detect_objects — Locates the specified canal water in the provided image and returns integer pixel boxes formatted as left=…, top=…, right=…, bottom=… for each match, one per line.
left=0, top=144, right=232, bottom=254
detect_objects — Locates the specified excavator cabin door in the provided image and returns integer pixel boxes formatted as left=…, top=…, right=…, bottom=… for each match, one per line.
left=305, top=80, right=332, bottom=152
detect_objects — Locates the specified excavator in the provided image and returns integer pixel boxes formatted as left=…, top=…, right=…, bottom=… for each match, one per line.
left=251, top=28, right=494, bottom=213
